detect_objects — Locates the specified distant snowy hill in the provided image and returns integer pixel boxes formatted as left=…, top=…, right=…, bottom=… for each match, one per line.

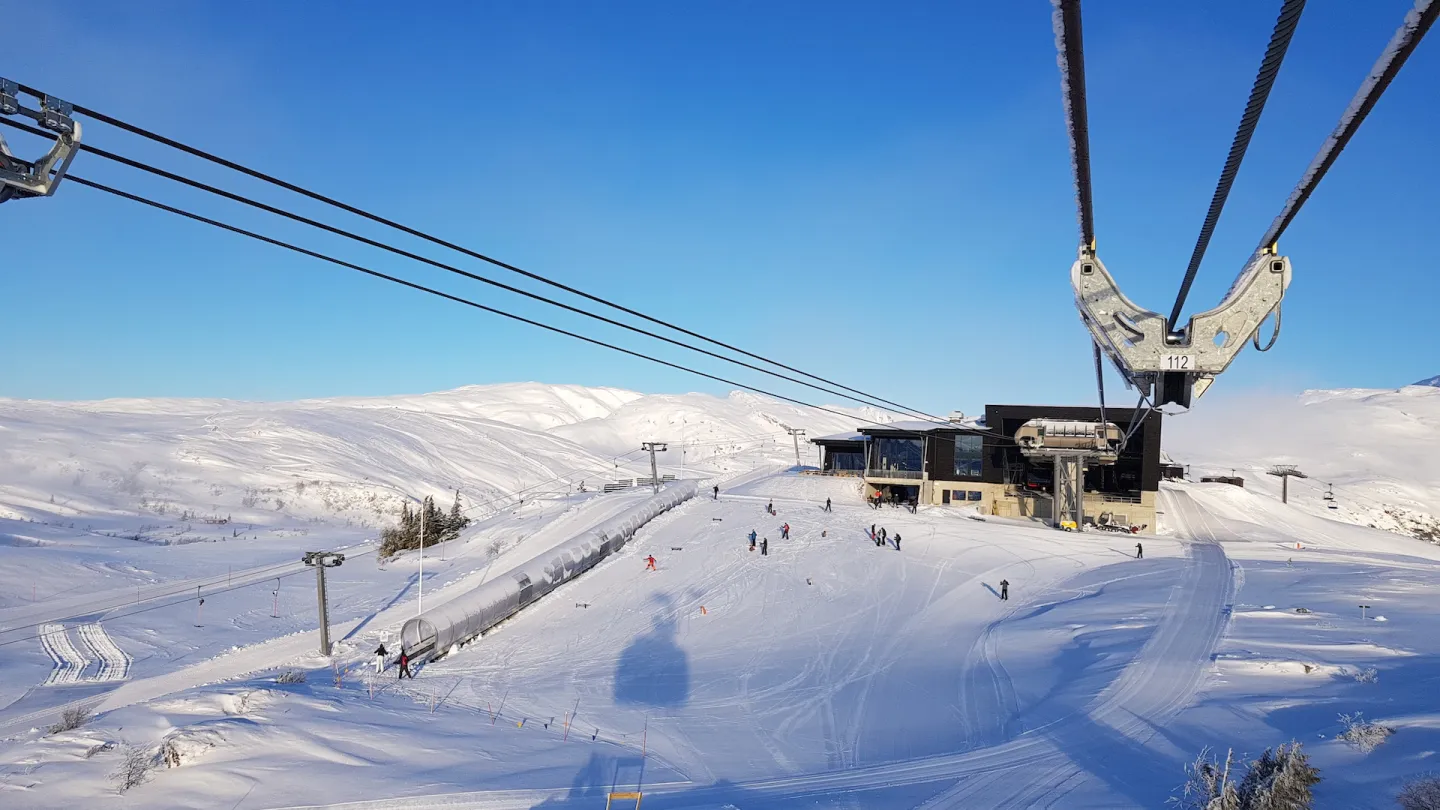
left=1165, top=385, right=1440, bottom=542
left=1413, top=374, right=1440, bottom=387
left=0, top=383, right=865, bottom=533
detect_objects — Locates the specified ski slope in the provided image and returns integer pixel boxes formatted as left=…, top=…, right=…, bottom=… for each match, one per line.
left=3, top=384, right=1440, bottom=808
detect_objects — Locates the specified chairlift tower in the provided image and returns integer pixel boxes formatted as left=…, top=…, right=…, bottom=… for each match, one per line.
left=1015, top=419, right=1122, bottom=531
left=1266, top=465, right=1307, bottom=504
left=0, top=79, right=82, bottom=203
left=640, top=442, right=667, bottom=494
left=302, top=551, right=345, bottom=655
left=784, top=427, right=806, bottom=469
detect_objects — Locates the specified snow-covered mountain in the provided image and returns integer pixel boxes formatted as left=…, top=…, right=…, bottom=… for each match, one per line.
left=0, top=383, right=865, bottom=534
left=1413, top=374, right=1440, bottom=387
left=1164, top=385, right=1440, bottom=542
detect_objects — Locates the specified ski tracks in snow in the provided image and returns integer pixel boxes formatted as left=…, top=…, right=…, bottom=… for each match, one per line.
left=39, top=623, right=90, bottom=685
left=77, top=622, right=132, bottom=682
left=39, top=622, right=130, bottom=685
left=919, top=488, right=1236, bottom=808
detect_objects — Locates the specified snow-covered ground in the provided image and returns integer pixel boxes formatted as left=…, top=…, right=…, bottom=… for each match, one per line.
left=2, top=382, right=1439, bottom=808
left=1165, top=384, right=1440, bottom=543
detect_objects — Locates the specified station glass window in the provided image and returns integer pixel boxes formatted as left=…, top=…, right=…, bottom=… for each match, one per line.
left=954, top=434, right=984, bottom=478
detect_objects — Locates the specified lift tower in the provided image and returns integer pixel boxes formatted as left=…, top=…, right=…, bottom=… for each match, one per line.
left=302, top=551, right=345, bottom=655
left=641, top=442, right=668, bottom=494
left=1014, top=419, right=1123, bottom=531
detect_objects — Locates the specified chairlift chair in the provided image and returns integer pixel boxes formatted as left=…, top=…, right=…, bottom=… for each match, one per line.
left=1323, top=484, right=1337, bottom=509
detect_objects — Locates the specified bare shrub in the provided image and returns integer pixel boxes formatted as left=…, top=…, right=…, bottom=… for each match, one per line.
left=1338, top=712, right=1395, bottom=753
left=276, top=669, right=306, bottom=684
left=1398, top=774, right=1440, bottom=810
left=1354, top=667, right=1379, bottom=684
left=109, top=744, right=154, bottom=793
left=85, top=741, right=115, bottom=759
left=47, top=705, right=93, bottom=735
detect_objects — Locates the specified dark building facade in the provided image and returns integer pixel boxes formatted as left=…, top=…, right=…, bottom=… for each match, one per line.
left=812, top=404, right=1163, bottom=532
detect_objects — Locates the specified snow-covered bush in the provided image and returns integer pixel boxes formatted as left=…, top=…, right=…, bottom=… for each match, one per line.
left=46, top=705, right=92, bottom=735
left=1174, top=748, right=1240, bottom=809
left=1354, top=667, right=1379, bottom=684
left=1398, top=774, right=1440, bottom=810
left=1238, top=742, right=1321, bottom=809
left=1174, top=743, right=1321, bottom=810
left=276, top=669, right=306, bottom=684
left=109, top=744, right=154, bottom=793
left=1338, top=712, right=1395, bottom=753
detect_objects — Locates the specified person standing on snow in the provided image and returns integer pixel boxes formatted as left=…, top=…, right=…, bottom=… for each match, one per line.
left=781, top=523, right=790, bottom=540
left=749, top=530, right=757, bottom=550
left=1135, top=542, right=1143, bottom=559
left=713, top=485, right=719, bottom=500
left=824, top=498, right=832, bottom=512
left=999, top=579, right=1009, bottom=601
left=893, top=533, right=901, bottom=551
left=646, top=555, right=658, bottom=571
left=761, top=537, right=769, bottom=556
left=767, top=500, right=774, bottom=515
left=398, top=650, right=413, bottom=679
left=374, top=642, right=388, bottom=674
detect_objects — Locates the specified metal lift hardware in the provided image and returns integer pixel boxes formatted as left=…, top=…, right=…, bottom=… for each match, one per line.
left=0, top=78, right=83, bottom=203
left=1072, top=249, right=1290, bottom=408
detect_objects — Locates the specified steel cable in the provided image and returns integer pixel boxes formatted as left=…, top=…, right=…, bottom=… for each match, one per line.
left=12, top=82, right=932, bottom=419
left=1255, top=0, right=1437, bottom=253
left=0, top=116, right=945, bottom=424
left=1052, top=0, right=1095, bottom=250
left=1169, top=0, right=1307, bottom=326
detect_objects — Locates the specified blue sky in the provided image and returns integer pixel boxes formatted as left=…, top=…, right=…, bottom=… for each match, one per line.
left=2, top=0, right=1436, bottom=415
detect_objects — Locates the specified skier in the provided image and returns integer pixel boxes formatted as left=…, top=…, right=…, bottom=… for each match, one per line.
left=767, top=500, right=774, bottom=515
left=646, top=554, right=658, bottom=571
left=748, top=529, right=758, bottom=550
left=1135, top=542, right=1143, bottom=559
left=713, top=485, right=719, bottom=500
left=760, top=537, right=769, bottom=556
left=781, top=523, right=790, bottom=540
left=398, top=650, right=413, bottom=679
left=374, top=642, right=388, bottom=674
left=824, top=497, right=832, bottom=513
left=870, top=523, right=876, bottom=540
left=893, top=533, right=901, bottom=551
left=999, top=579, right=1009, bottom=601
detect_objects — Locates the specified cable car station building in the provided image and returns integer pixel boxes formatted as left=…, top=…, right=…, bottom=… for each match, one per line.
left=811, top=404, right=1162, bottom=533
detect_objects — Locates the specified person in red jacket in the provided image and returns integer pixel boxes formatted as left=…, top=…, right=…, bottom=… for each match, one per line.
left=398, top=650, right=413, bottom=679
left=645, top=555, right=657, bottom=571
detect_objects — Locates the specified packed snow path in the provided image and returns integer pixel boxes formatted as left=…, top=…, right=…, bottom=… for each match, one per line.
left=38, top=623, right=90, bottom=686
left=75, top=622, right=131, bottom=682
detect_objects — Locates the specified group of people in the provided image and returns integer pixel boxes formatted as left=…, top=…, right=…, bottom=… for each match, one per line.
left=868, top=524, right=900, bottom=550
left=373, top=643, right=414, bottom=679
left=868, top=492, right=918, bottom=513
left=747, top=529, right=768, bottom=556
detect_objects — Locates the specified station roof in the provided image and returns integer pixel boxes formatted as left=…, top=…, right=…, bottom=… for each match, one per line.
left=860, top=419, right=989, bottom=435
left=811, top=431, right=867, bottom=444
